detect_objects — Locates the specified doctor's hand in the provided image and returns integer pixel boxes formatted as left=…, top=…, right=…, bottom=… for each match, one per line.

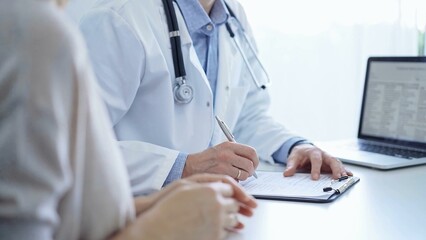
left=183, top=142, right=259, bottom=181
left=283, top=144, right=353, bottom=180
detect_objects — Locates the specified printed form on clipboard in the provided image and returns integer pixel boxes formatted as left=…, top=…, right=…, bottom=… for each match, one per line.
left=240, top=172, right=360, bottom=203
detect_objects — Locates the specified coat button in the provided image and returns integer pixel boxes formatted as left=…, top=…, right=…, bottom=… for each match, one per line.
left=206, top=101, right=210, bottom=107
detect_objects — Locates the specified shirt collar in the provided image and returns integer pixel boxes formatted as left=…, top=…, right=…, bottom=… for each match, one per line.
left=176, top=0, right=229, bottom=35
left=210, top=0, right=229, bottom=26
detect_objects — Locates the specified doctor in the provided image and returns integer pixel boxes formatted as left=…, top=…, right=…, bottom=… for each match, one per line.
left=80, top=0, right=352, bottom=195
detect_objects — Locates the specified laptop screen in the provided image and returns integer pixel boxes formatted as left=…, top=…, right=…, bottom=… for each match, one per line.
left=359, top=57, right=426, bottom=146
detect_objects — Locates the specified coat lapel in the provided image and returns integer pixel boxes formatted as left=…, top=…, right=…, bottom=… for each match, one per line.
left=214, top=25, right=238, bottom=118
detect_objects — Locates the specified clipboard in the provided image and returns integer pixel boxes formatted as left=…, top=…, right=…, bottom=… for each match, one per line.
left=240, top=172, right=360, bottom=203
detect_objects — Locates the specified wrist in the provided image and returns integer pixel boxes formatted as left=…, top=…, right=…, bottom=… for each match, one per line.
left=182, top=154, right=196, bottom=177
left=288, top=140, right=313, bottom=156
left=134, top=196, right=155, bottom=215
left=109, top=213, right=159, bottom=240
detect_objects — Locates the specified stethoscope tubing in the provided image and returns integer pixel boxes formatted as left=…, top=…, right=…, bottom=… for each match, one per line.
left=163, top=0, right=271, bottom=104
left=162, top=0, right=186, bottom=79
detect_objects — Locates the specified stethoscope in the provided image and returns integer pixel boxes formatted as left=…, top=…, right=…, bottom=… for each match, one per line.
left=162, top=0, right=271, bottom=104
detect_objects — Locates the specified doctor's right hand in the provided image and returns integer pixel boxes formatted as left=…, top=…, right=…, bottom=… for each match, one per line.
left=183, top=142, right=259, bottom=181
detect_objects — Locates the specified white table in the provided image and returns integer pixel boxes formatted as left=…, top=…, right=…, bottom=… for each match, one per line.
left=229, top=163, right=426, bottom=240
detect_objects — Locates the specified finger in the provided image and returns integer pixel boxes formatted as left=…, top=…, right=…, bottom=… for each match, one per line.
left=186, top=174, right=257, bottom=208
left=222, top=176, right=257, bottom=209
left=325, top=155, right=343, bottom=179
left=329, top=158, right=353, bottom=177
left=343, top=166, right=353, bottom=176
left=204, top=182, right=234, bottom=199
left=234, top=167, right=250, bottom=181
left=340, top=166, right=347, bottom=177
left=231, top=156, right=255, bottom=178
left=224, top=215, right=244, bottom=230
left=333, top=157, right=349, bottom=178
left=208, top=182, right=234, bottom=198
left=234, top=168, right=241, bottom=181
left=225, top=142, right=259, bottom=169
left=230, top=221, right=244, bottom=230
left=309, top=151, right=322, bottom=180
left=238, top=204, right=254, bottom=217
left=283, top=153, right=303, bottom=177
left=222, top=197, right=240, bottom=214
left=224, top=213, right=239, bottom=229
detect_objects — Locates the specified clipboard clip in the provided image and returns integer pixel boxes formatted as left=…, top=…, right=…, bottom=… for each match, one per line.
left=323, top=176, right=355, bottom=194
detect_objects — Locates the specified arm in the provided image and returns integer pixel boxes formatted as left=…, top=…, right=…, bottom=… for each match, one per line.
left=226, top=1, right=351, bottom=179
left=80, top=8, right=143, bottom=126
left=0, top=35, right=72, bottom=239
left=0, top=89, right=71, bottom=239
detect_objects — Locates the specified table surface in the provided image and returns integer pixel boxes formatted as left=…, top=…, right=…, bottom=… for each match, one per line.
left=228, top=162, right=426, bottom=240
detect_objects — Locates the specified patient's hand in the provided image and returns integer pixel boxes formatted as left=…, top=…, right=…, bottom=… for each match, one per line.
left=116, top=174, right=257, bottom=240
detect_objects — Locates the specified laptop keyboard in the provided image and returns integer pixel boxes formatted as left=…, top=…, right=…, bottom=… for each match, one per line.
left=358, top=143, right=426, bottom=159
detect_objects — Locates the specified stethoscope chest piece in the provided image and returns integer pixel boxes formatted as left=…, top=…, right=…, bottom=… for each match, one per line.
left=174, top=80, right=194, bottom=104
left=162, top=0, right=194, bottom=104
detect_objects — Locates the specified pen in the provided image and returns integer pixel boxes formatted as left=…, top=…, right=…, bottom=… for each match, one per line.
left=215, top=115, right=258, bottom=179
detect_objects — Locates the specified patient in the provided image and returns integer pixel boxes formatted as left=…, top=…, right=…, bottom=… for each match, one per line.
left=0, top=0, right=256, bottom=239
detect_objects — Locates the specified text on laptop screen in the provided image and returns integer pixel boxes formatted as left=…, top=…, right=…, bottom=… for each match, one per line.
left=361, top=61, right=426, bottom=143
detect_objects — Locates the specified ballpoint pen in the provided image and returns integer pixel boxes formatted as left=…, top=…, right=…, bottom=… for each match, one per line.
left=215, top=115, right=258, bottom=179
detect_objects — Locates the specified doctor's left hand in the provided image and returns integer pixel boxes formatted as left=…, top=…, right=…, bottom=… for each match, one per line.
left=183, top=142, right=259, bottom=181
left=283, top=144, right=353, bottom=180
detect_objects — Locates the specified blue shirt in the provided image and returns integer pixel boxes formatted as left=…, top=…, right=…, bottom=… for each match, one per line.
left=164, top=0, right=310, bottom=185
left=177, top=0, right=228, bottom=94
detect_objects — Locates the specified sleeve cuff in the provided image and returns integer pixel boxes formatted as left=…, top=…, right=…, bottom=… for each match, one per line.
left=272, top=137, right=313, bottom=164
left=163, top=152, right=188, bottom=186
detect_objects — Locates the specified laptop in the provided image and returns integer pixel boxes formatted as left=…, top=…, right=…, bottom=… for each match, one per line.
left=319, top=56, right=426, bottom=170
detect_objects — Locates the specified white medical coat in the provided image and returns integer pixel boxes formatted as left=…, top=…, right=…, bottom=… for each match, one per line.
left=80, top=0, right=296, bottom=195
left=0, top=1, right=134, bottom=239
